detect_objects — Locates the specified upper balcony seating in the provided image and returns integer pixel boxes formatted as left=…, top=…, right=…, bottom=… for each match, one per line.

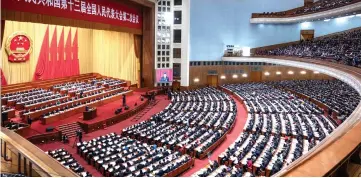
left=253, top=0, right=359, bottom=18
left=256, top=29, right=361, bottom=68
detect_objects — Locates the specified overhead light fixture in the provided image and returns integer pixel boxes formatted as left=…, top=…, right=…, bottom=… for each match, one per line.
left=276, top=71, right=282, bottom=75
left=288, top=71, right=294, bottom=75
left=314, top=71, right=320, bottom=74
left=300, top=71, right=307, bottom=75
left=324, top=19, right=330, bottom=22
left=220, top=75, right=226, bottom=79
left=242, top=73, right=248, bottom=78
left=194, top=78, right=199, bottom=82
left=301, top=21, right=311, bottom=28
left=264, top=72, right=270, bottom=76
left=232, top=74, right=238, bottom=79
left=356, top=14, right=361, bottom=17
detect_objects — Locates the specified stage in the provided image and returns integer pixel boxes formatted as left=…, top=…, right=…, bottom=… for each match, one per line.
left=11, top=91, right=148, bottom=140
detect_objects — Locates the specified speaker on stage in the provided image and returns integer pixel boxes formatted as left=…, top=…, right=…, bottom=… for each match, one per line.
left=46, top=126, right=54, bottom=132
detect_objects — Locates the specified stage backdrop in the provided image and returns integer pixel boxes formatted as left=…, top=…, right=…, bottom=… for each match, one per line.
left=1, top=20, right=139, bottom=85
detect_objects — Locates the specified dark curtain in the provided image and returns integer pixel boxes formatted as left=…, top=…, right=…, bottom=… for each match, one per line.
left=134, top=35, right=142, bottom=59
left=1, top=20, right=5, bottom=49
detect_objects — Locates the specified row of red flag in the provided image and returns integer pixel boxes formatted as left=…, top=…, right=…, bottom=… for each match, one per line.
left=33, top=26, right=80, bottom=81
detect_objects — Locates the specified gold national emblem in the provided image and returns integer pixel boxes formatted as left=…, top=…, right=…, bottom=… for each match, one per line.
left=5, top=32, right=33, bottom=62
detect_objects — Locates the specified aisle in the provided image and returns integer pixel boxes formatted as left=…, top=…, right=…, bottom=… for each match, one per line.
left=181, top=95, right=248, bottom=176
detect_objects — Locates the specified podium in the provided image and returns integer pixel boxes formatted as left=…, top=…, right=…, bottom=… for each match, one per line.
left=83, top=108, right=97, bottom=120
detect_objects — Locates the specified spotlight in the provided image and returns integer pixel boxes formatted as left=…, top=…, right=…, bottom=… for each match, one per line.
left=264, top=72, right=270, bottom=76
left=300, top=71, right=307, bottom=75
left=242, top=73, right=248, bottom=78
left=314, top=71, right=320, bottom=74
left=232, top=74, right=238, bottom=79
left=194, top=78, right=200, bottom=82
left=220, top=75, right=226, bottom=79
left=276, top=71, right=282, bottom=75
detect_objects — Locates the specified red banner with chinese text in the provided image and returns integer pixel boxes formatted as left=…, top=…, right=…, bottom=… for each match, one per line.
left=2, top=0, right=142, bottom=29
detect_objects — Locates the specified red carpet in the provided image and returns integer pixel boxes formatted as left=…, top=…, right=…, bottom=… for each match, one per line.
left=14, top=92, right=146, bottom=138
left=36, top=95, right=171, bottom=177
left=34, top=94, right=247, bottom=177
left=181, top=95, right=248, bottom=176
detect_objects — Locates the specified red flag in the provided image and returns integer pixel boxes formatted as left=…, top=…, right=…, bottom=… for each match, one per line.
left=58, top=28, right=65, bottom=78
left=1, top=68, right=7, bottom=86
left=65, top=28, right=72, bottom=77
left=72, top=29, right=80, bottom=75
left=49, top=27, right=58, bottom=79
left=33, top=26, right=49, bottom=81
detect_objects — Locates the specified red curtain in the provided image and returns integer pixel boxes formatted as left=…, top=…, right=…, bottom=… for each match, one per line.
left=1, top=20, right=5, bottom=49
left=1, top=69, right=7, bottom=86
left=33, top=26, right=50, bottom=81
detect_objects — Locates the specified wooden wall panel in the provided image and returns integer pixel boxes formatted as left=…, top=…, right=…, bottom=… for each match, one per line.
left=190, top=64, right=333, bottom=87
left=140, top=6, right=155, bottom=87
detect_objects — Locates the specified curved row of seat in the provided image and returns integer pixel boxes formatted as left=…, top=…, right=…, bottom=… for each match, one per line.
left=45, top=148, right=92, bottom=177
left=76, top=133, right=192, bottom=177
left=270, top=80, right=360, bottom=119
left=256, top=29, right=361, bottom=68
left=216, top=82, right=346, bottom=176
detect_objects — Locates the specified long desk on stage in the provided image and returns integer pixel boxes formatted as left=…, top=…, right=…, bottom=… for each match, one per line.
left=38, top=89, right=132, bottom=124
left=78, top=96, right=148, bottom=133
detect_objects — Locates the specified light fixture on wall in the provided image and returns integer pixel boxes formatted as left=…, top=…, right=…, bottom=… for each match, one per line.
left=314, top=71, right=320, bottom=74
left=220, top=75, right=226, bottom=79
left=242, top=73, right=248, bottom=78
left=264, top=72, right=270, bottom=76
left=288, top=71, right=294, bottom=75
left=232, top=74, right=238, bottom=79
left=301, top=21, right=311, bottom=29
left=324, top=19, right=330, bottom=22
left=194, top=78, right=199, bottom=82
left=276, top=71, right=282, bottom=75
left=300, top=71, right=307, bottom=75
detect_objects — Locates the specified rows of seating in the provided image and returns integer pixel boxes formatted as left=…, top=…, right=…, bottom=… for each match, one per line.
left=0, top=173, right=25, bottom=177
left=76, top=133, right=192, bottom=177
left=256, top=29, right=361, bottom=67
left=270, top=80, right=360, bottom=120
left=191, top=160, right=248, bottom=177
left=3, top=122, right=29, bottom=131
left=217, top=83, right=341, bottom=176
left=45, top=148, right=92, bottom=177
left=1, top=88, right=48, bottom=105
left=122, top=87, right=236, bottom=158
left=90, top=78, right=126, bottom=87
left=21, top=86, right=126, bottom=120
left=254, top=0, right=358, bottom=18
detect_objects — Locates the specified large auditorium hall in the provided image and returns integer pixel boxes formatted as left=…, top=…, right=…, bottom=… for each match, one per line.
left=1, top=0, right=361, bottom=177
